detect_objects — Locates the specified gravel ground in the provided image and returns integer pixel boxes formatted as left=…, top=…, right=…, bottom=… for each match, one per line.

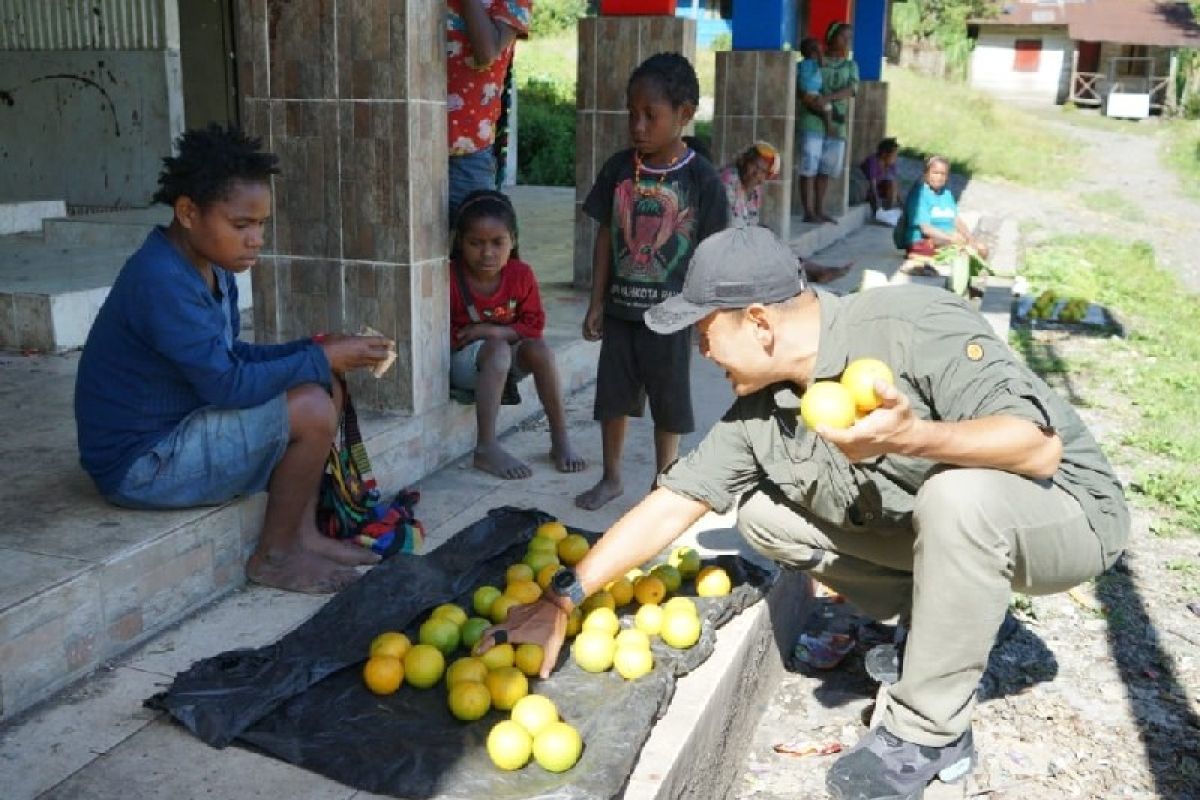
left=731, top=112, right=1200, bottom=800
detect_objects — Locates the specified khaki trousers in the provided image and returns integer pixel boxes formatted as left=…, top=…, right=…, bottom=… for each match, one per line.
left=737, top=468, right=1108, bottom=747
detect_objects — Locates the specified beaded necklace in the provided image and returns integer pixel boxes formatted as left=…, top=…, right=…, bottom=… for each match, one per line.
left=633, top=148, right=693, bottom=196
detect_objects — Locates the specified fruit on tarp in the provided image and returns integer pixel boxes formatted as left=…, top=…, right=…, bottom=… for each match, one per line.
left=490, top=594, right=522, bottom=624
left=614, top=628, right=651, bottom=650
left=696, top=566, right=732, bottom=597
left=633, top=575, right=667, bottom=605
left=419, top=617, right=461, bottom=656
left=460, top=617, right=490, bottom=649
left=634, top=603, right=665, bottom=636
left=448, top=681, right=491, bottom=721
left=446, top=656, right=489, bottom=688
left=505, top=579, right=542, bottom=605
left=369, top=631, right=411, bottom=660
left=613, top=644, right=654, bottom=680
left=660, top=609, right=701, bottom=649
left=572, top=631, right=617, bottom=673
left=840, top=358, right=894, bottom=414
left=581, top=607, right=620, bottom=637
left=514, top=643, right=544, bottom=677
left=662, top=596, right=698, bottom=617
left=473, top=585, right=502, bottom=617
left=668, top=546, right=702, bottom=579
left=650, top=564, right=683, bottom=592
left=506, top=564, right=535, bottom=585
left=363, top=655, right=403, bottom=695
left=510, top=694, right=559, bottom=737
left=532, top=722, right=583, bottom=773
left=479, top=642, right=515, bottom=671
left=557, top=534, right=590, bottom=565
left=487, top=720, right=533, bottom=770
left=581, top=589, right=616, bottom=613
left=799, top=381, right=857, bottom=430
left=403, top=644, right=446, bottom=689
left=485, top=666, right=529, bottom=710
left=535, top=520, right=569, bottom=541
left=605, top=576, right=635, bottom=606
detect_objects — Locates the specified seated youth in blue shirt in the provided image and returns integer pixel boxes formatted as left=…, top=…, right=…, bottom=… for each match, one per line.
left=899, top=155, right=989, bottom=259
left=74, top=125, right=393, bottom=594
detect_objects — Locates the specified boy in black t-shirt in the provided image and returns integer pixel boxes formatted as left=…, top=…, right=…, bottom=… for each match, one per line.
left=576, top=53, right=730, bottom=511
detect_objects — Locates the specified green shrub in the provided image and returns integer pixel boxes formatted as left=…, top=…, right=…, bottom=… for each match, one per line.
left=529, top=0, right=588, bottom=37
left=517, top=78, right=576, bottom=185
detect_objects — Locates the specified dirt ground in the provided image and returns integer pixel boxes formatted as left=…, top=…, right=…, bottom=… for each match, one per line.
left=732, top=113, right=1200, bottom=799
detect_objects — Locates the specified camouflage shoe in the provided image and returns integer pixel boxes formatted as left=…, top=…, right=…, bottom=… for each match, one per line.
left=826, top=726, right=974, bottom=800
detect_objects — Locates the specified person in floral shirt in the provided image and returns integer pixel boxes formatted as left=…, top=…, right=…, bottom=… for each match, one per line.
left=446, top=0, right=532, bottom=221
left=718, top=141, right=780, bottom=228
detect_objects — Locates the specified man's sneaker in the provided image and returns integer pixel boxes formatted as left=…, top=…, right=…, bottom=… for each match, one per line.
left=863, top=612, right=1020, bottom=686
left=826, top=726, right=975, bottom=800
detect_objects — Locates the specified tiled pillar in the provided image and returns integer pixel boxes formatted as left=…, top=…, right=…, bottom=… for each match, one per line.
left=573, top=16, right=696, bottom=289
left=711, top=50, right=796, bottom=240
left=235, top=0, right=448, bottom=414
left=849, top=81, right=888, bottom=206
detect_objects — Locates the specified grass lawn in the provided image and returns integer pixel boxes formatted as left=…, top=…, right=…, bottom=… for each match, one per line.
left=885, top=66, right=1080, bottom=187
left=1162, top=119, right=1200, bottom=201
left=1015, top=236, right=1200, bottom=535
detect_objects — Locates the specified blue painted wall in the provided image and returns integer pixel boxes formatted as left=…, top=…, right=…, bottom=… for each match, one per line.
left=854, top=0, right=887, bottom=80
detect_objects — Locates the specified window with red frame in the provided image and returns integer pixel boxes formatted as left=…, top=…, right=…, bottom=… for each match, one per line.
left=1013, top=39, right=1042, bottom=72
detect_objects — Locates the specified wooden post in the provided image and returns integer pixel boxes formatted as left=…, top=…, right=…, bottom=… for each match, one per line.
left=1069, top=46, right=1079, bottom=104
left=1167, top=49, right=1179, bottom=114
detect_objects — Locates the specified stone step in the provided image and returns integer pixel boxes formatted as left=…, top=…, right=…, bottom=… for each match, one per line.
left=0, top=201, right=67, bottom=236
left=41, top=207, right=170, bottom=250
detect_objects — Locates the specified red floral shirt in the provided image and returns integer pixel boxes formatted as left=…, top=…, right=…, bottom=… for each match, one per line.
left=446, top=0, right=532, bottom=156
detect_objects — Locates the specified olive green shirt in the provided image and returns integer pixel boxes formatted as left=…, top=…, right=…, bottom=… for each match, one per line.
left=660, top=286, right=1129, bottom=563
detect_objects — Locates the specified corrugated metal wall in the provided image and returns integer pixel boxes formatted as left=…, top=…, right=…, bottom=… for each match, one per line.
left=0, top=0, right=166, bottom=50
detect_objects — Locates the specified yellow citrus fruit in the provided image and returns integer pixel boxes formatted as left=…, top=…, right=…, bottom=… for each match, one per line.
left=634, top=603, right=664, bottom=636
left=479, top=642, right=515, bottom=670
left=485, top=666, right=529, bottom=710
left=695, top=566, right=732, bottom=597
left=613, top=645, right=654, bottom=680
left=614, top=628, right=651, bottom=651
left=581, top=590, right=616, bottom=614
left=447, top=680, right=492, bottom=721
left=650, top=564, right=683, bottom=593
left=523, top=550, right=560, bottom=575
left=536, top=520, right=569, bottom=541
left=446, top=656, right=489, bottom=688
left=564, top=607, right=583, bottom=638
left=431, top=603, right=468, bottom=627
left=633, top=575, right=667, bottom=606
left=403, top=644, right=446, bottom=689
left=799, top=380, right=857, bottom=430
left=536, top=563, right=560, bottom=590
left=582, top=607, right=620, bottom=637
left=527, top=535, right=559, bottom=555
left=840, top=357, right=895, bottom=414
left=532, top=721, right=583, bottom=773
left=460, top=616, right=491, bottom=649
left=419, top=616, right=461, bottom=656
left=506, top=564, right=535, bottom=585
left=557, top=534, right=590, bottom=565
left=572, top=631, right=616, bottom=673
left=490, top=594, right=523, bottom=624
left=605, top=577, right=635, bottom=606
left=625, top=567, right=646, bottom=583
left=487, top=720, right=533, bottom=770
left=362, top=655, right=403, bottom=695
left=369, top=631, right=411, bottom=660
left=662, top=596, right=698, bottom=617
left=514, top=643, right=545, bottom=677
left=668, top=546, right=702, bottom=579
left=510, top=693, right=559, bottom=737
left=660, top=610, right=702, bottom=649
left=473, top=585, right=502, bottom=617
left=505, top=579, right=543, bottom=605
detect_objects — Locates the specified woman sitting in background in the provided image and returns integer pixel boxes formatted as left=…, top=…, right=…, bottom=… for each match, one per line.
left=899, top=155, right=988, bottom=259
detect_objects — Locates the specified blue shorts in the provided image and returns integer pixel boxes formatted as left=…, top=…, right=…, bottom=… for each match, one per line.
left=798, top=132, right=847, bottom=178
left=448, top=149, right=498, bottom=221
left=449, top=338, right=529, bottom=391
left=108, top=395, right=290, bottom=509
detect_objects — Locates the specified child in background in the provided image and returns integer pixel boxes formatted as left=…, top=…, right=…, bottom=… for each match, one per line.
left=576, top=52, right=730, bottom=511
left=797, top=37, right=835, bottom=137
left=860, top=137, right=901, bottom=213
left=719, top=141, right=781, bottom=228
left=75, top=126, right=392, bottom=594
left=449, top=190, right=585, bottom=480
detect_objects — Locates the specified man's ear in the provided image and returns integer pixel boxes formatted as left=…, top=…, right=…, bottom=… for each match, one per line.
left=745, top=304, right=773, bottom=340
left=174, top=196, right=199, bottom=231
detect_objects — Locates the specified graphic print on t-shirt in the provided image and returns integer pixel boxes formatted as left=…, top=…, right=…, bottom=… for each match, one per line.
left=612, top=178, right=696, bottom=292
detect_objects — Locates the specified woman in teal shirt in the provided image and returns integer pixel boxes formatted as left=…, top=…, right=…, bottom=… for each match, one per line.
left=901, top=156, right=988, bottom=258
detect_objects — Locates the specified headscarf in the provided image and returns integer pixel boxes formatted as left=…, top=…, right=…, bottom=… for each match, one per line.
left=825, top=21, right=849, bottom=49
left=747, top=141, right=781, bottom=179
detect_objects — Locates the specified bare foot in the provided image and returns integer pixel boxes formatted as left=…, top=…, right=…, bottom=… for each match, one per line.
left=550, top=441, right=587, bottom=473
left=474, top=443, right=532, bottom=480
left=820, top=214, right=838, bottom=224
left=806, top=263, right=853, bottom=284
left=246, top=550, right=360, bottom=594
left=802, top=213, right=820, bottom=223
left=304, top=533, right=381, bottom=566
left=575, top=477, right=623, bottom=510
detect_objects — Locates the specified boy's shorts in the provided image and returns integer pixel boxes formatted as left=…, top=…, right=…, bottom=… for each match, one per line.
left=449, top=339, right=530, bottom=391
left=798, top=131, right=846, bottom=178
left=594, top=315, right=693, bottom=434
left=107, top=395, right=290, bottom=510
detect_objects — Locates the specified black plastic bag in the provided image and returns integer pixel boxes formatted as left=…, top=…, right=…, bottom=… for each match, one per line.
left=150, top=507, right=774, bottom=799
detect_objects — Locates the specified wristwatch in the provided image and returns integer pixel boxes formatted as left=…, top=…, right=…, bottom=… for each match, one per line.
left=548, top=567, right=586, bottom=610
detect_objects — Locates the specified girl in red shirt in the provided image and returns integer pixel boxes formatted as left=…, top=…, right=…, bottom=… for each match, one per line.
left=449, top=191, right=586, bottom=479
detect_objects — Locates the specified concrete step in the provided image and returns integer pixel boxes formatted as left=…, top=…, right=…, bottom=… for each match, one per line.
left=0, top=201, right=67, bottom=236
left=42, top=207, right=170, bottom=250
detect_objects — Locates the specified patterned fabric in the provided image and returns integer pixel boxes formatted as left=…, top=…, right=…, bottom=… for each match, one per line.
left=719, top=164, right=762, bottom=228
left=446, top=0, right=531, bottom=156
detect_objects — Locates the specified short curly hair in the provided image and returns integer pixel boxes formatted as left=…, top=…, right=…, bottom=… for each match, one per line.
left=152, top=125, right=279, bottom=208
left=627, top=52, right=700, bottom=109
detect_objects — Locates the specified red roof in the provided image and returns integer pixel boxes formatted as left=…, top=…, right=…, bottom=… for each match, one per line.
left=978, top=1, right=1200, bottom=47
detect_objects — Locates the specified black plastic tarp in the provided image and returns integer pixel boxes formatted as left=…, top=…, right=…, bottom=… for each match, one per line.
left=150, top=507, right=774, bottom=800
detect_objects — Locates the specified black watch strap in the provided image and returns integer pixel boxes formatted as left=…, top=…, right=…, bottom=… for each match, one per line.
left=549, top=567, right=585, bottom=608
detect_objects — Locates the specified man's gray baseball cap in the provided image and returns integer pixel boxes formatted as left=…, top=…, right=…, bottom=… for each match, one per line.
left=644, top=225, right=807, bottom=334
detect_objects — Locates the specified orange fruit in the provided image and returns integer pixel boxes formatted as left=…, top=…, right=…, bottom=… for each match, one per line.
left=527, top=535, right=559, bottom=555
left=479, top=642, right=515, bottom=671
left=487, top=720, right=533, bottom=770
left=431, top=603, right=468, bottom=627
left=535, top=520, right=569, bottom=541
left=695, top=566, right=732, bottom=597
left=532, top=721, right=583, bottom=773
left=660, top=609, right=702, bottom=649
left=537, top=563, right=560, bottom=590
left=581, top=590, right=615, bottom=614
left=650, top=564, right=682, bottom=593
left=473, top=585, right=502, bottom=617
left=369, top=631, right=411, bottom=660
left=505, top=579, right=543, bottom=605
left=506, top=564, right=535, bottom=585
left=613, top=645, right=654, bottom=680
left=523, top=550, right=560, bottom=575
left=633, top=575, right=667, bottom=606
left=514, top=643, right=545, bottom=677
left=362, top=655, right=403, bottom=695
left=557, top=534, right=590, bottom=565
left=419, top=616, right=461, bottom=656
left=582, top=607, right=620, bottom=637
left=564, top=607, right=583, bottom=638
left=490, top=594, right=523, bottom=624
left=799, top=380, right=857, bottom=430
left=485, top=666, right=529, bottom=710
left=510, top=693, right=559, bottom=737
left=447, top=680, right=492, bottom=721
left=668, top=546, right=702, bottom=579
left=571, top=631, right=616, bottom=673
left=403, top=644, right=446, bottom=689
left=446, top=656, right=489, bottom=688
left=605, top=577, right=635, bottom=606
left=461, top=616, right=491, bottom=649
left=634, top=603, right=664, bottom=636
left=840, top=357, right=895, bottom=413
